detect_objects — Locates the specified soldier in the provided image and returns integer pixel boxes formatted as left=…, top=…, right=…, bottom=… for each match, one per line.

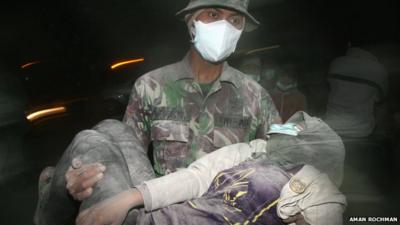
left=34, top=0, right=280, bottom=224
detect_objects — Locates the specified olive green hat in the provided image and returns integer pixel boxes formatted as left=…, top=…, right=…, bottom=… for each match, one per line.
left=176, top=0, right=260, bottom=32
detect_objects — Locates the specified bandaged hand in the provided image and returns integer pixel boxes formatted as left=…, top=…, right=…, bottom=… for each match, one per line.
left=65, top=158, right=106, bottom=201
left=76, top=188, right=144, bottom=225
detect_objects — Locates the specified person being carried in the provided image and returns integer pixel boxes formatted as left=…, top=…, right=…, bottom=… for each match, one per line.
left=72, top=111, right=347, bottom=225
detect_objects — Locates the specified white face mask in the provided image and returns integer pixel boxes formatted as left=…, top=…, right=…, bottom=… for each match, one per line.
left=192, top=20, right=243, bottom=63
left=276, top=81, right=297, bottom=92
left=263, top=69, right=276, bottom=80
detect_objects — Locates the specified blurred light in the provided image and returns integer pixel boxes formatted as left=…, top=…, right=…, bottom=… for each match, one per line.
left=245, top=45, right=280, bottom=55
left=21, top=61, right=42, bottom=69
left=27, top=106, right=67, bottom=122
left=111, top=58, right=145, bottom=70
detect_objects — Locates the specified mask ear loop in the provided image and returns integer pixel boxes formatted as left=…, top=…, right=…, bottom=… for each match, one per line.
left=240, top=17, right=246, bottom=32
left=184, top=9, right=205, bottom=42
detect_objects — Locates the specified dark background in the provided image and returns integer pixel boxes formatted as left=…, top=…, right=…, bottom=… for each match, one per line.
left=0, top=0, right=399, bottom=224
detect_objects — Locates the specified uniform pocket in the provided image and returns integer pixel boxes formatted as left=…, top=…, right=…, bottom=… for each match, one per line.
left=213, top=115, right=252, bottom=148
left=151, top=120, right=189, bottom=143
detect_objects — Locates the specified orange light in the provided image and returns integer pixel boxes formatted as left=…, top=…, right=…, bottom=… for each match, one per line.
left=26, top=106, right=67, bottom=122
left=21, top=61, right=42, bottom=69
left=245, top=45, right=280, bottom=55
left=111, top=58, right=145, bottom=70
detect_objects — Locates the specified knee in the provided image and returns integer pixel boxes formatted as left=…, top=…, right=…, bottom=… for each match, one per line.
left=69, top=130, right=117, bottom=161
left=93, top=119, right=128, bottom=136
left=93, top=119, right=138, bottom=143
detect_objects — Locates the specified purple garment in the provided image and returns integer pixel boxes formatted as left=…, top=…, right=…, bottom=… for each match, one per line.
left=137, top=161, right=290, bottom=225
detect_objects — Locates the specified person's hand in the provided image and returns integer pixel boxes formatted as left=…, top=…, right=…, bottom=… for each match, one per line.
left=282, top=213, right=310, bottom=225
left=65, top=158, right=106, bottom=201
left=76, top=189, right=143, bottom=225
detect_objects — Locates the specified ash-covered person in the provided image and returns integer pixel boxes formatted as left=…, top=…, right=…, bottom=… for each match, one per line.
left=34, top=0, right=281, bottom=225
left=261, top=58, right=280, bottom=91
left=270, top=63, right=308, bottom=122
left=238, top=55, right=263, bottom=82
left=324, top=47, right=388, bottom=199
left=324, top=47, right=388, bottom=138
left=73, top=112, right=346, bottom=225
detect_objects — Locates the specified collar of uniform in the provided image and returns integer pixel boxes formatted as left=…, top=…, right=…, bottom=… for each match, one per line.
left=174, top=52, right=241, bottom=89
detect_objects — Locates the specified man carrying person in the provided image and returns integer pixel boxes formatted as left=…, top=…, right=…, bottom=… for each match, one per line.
left=34, top=0, right=281, bottom=224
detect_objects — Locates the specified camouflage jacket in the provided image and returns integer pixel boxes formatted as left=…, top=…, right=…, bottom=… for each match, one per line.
left=123, top=53, right=281, bottom=175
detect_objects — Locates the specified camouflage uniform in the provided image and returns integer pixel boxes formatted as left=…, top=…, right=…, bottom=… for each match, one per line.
left=123, top=53, right=281, bottom=175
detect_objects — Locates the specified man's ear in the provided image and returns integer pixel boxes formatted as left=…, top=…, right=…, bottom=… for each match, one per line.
left=185, top=9, right=204, bottom=42
left=189, top=22, right=196, bottom=42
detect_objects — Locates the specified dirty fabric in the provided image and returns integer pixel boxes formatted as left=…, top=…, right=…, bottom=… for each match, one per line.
left=137, top=161, right=289, bottom=225
left=138, top=112, right=345, bottom=211
left=34, top=120, right=155, bottom=225
left=135, top=112, right=346, bottom=225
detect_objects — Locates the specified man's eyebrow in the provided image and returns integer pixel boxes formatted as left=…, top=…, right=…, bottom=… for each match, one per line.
left=209, top=8, right=241, bottom=17
left=209, top=8, right=223, bottom=13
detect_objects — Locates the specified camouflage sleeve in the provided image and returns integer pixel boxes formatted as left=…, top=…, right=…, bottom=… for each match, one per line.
left=256, top=90, right=282, bottom=139
left=122, top=78, right=152, bottom=151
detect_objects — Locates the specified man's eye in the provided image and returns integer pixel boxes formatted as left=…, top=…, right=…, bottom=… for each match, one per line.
left=230, top=16, right=242, bottom=25
left=228, top=16, right=244, bottom=29
left=208, top=11, right=219, bottom=19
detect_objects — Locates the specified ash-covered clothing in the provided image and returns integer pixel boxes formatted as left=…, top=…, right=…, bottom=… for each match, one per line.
left=123, top=53, right=280, bottom=175
left=138, top=141, right=268, bottom=211
left=34, top=112, right=343, bottom=225
left=136, top=112, right=346, bottom=225
left=270, top=88, right=307, bottom=123
left=278, top=165, right=346, bottom=225
left=34, top=120, right=156, bottom=225
left=325, top=47, right=388, bottom=138
left=136, top=140, right=345, bottom=225
left=137, top=160, right=290, bottom=225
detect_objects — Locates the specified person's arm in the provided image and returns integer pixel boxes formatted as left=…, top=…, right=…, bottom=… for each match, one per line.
left=140, top=139, right=267, bottom=211
left=66, top=78, right=152, bottom=200
left=76, top=188, right=144, bottom=225
left=75, top=140, right=267, bottom=225
left=277, top=165, right=346, bottom=225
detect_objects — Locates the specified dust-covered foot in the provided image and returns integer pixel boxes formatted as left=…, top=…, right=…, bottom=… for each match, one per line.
left=33, top=166, right=55, bottom=225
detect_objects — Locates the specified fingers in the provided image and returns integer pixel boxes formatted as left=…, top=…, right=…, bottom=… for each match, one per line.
left=76, top=194, right=128, bottom=225
left=79, top=172, right=104, bottom=191
left=111, top=219, right=124, bottom=225
left=76, top=206, right=106, bottom=225
left=72, top=158, right=83, bottom=169
left=282, top=213, right=308, bottom=225
left=75, top=210, right=86, bottom=225
left=65, top=162, right=106, bottom=200
left=74, top=187, right=93, bottom=201
left=282, top=214, right=299, bottom=223
left=283, top=217, right=297, bottom=223
left=66, top=163, right=105, bottom=183
left=76, top=209, right=93, bottom=225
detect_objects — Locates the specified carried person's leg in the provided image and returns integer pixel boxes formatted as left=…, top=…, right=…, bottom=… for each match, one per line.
left=34, top=119, right=155, bottom=225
